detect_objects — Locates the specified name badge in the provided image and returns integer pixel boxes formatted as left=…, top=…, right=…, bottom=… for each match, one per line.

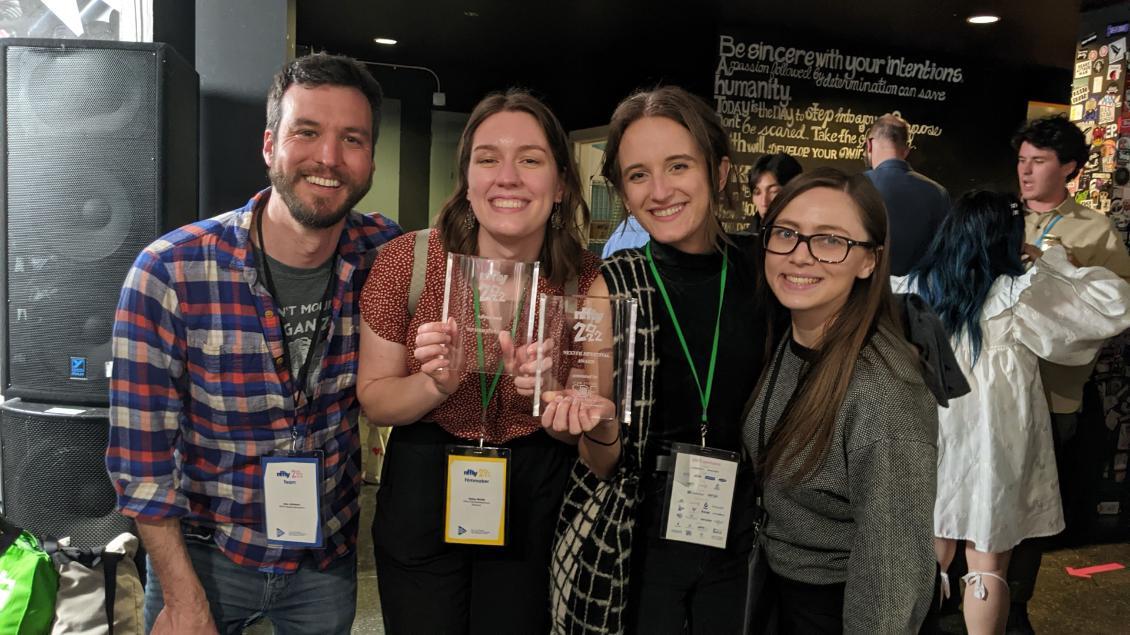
left=661, top=442, right=739, bottom=549
left=444, top=445, right=510, bottom=546
left=262, top=452, right=323, bottom=547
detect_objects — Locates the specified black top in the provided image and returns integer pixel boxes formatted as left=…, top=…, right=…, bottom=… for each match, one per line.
left=639, top=235, right=765, bottom=536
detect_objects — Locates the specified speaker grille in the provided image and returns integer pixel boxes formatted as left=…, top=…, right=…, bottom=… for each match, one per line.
left=0, top=400, right=131, bottom=549
left=1, top=40, right=197, bottom=405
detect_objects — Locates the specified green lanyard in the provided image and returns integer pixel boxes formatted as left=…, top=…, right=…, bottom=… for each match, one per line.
left=645, top=242, right=728, bottom=447
left=471, top=283, right=524, bottom=446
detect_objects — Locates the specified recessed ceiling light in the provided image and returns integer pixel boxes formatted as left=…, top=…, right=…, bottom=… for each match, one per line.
left=373, top=37, right=398, bottom=45
left=967, top=15, right=1000, bottom=25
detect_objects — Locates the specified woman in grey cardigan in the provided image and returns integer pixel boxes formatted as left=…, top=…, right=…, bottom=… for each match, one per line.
left=742, top=168, right=943, bottom=633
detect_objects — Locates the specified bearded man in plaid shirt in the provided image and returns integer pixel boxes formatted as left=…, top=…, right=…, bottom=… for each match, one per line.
left=106, top=53, right=401, bottom=634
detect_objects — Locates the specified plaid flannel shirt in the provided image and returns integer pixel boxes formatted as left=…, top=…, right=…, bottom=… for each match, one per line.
left=106, top=188, right=402, bottom=573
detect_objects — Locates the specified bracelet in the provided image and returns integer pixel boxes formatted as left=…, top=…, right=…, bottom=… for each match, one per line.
left=583, top=426, right=620, bottom=447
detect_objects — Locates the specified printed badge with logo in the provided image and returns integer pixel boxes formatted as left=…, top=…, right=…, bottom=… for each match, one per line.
left=444, top=445, right=510, bottom=546
left=262, top=453, right=323, bottom=547
left=660, top=443, right=740, bottom=549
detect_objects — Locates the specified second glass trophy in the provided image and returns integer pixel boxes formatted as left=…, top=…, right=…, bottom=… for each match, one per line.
left=531, top=293, right=638, bottom=425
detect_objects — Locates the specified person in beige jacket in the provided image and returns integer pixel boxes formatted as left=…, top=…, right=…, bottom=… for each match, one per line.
left=1009, top=114, right=1130, bottom=633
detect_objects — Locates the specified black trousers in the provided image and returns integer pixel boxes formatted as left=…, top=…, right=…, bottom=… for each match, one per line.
left=371, top=422, right=573, bottom=635
left=767, top=569, right=845, bottom=635
left=1007, top=411, right=1078, bottom=605
left=628, top=473, right=755, bottom=635
left=629, top=531, right=750, bottom=634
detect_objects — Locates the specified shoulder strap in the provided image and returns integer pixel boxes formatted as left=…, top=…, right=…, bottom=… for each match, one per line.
left=102, top=551, right=123, bottom=633
left=407, top=229, right=432, bottom=318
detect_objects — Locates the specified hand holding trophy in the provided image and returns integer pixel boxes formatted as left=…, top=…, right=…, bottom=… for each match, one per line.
left=500, top=333, right=554, bottom=397
left=527, top=292, right=637, bottom=438
left=539, top=388, right=616, bottom=438
left=413, top=317, right=464, bottom=396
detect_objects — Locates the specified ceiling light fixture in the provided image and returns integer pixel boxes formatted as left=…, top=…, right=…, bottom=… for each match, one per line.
left=361, top=60, right=446, bottom=107
left=373, top=37, right=398, bottom=45
left=966, top=15, right=1000, bottom=25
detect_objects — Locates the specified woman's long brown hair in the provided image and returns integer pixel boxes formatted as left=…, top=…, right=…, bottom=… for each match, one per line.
left=755, top=167, right=900, bottom=484
left=433, top=89, right=589, bottom=287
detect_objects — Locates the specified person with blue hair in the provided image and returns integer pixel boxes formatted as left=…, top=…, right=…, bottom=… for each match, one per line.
left=895, top=190, right=1130, bottom=634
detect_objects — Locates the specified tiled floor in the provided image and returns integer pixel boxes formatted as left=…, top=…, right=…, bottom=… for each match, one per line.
left=248, top=485, right=1128, bottom=634
left=351, top=484, right=383, bottom=635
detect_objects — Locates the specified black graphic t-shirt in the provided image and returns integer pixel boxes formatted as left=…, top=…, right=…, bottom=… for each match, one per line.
left=262, top=252, right=334, bottom=394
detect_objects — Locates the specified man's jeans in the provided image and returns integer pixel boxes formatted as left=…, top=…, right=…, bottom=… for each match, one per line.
left=144, top=538, right=357, bottom=634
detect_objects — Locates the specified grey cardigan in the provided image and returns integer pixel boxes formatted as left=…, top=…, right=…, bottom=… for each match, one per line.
left=742, top=326, right=939, bottom=633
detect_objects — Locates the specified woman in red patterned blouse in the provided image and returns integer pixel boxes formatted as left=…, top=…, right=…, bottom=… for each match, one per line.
left=357, top=89, right=600, bottom=634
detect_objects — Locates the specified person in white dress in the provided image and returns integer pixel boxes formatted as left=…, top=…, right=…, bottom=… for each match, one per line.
left=893, top=190, right=1130, bottom=635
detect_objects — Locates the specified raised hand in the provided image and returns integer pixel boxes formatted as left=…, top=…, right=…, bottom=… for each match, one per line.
left=501, top=333, right=556, bottom=396
left=539, top=389, right=616, bottom=437
left=1020, top=243, right=1042, bottom=264
left=413, top=317, right=464, bottom=396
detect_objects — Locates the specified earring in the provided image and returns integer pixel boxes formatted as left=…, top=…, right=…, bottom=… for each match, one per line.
left=463, top=209, right=477, bottom=230
left=550, top=202, right=564, bottom=230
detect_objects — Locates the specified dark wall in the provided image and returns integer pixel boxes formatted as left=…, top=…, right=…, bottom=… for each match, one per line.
left=711, top=28, right=1071, bottom=209
left=194, top=0, right=293, bottom=218
left=363, top=65, right=433, bottom=231
left=1080, top=3, right=1130, bottom=39
left=153, top=0, right=194, bottom=63
left=315, top=19, right=1067, bottom=209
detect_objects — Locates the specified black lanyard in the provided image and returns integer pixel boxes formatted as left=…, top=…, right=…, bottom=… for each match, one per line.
left=752, top=335, right=793, bottom=516
left=254, top=209, right=337, bottom=447
left=757, top=337, right=792, bottom=458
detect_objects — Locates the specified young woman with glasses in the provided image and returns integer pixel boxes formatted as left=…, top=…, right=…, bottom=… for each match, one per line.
left=742, top=167, right=942, bottom=633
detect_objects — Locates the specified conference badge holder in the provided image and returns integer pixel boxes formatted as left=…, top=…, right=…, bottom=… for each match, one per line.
left=262, top=450, right=324, bottom=548
left=444, top=445, right=510, bottom=546
left=660, top=442, right=739, bottom=549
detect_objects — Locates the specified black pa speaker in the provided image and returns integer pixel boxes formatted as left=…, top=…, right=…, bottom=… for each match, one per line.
left=0, top=399, right=131, bottom=549
left=0, top=38, right=198, bottom=406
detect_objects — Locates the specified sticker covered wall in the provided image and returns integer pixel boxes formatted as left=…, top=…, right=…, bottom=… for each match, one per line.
left=1069, top=28, right=1129, bottom=228
left=1069, top=9, right=1130, bottom=537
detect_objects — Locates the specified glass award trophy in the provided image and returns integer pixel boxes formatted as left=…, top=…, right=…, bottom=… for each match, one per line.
left=530, top=294, right=638, bottom=425
left=440, top=253, right=538, bottom=547
left=441, top=253, right=540, bottom=375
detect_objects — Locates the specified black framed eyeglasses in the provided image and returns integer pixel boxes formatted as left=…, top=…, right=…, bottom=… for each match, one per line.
left=762, top=225, right=877, bottom=264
